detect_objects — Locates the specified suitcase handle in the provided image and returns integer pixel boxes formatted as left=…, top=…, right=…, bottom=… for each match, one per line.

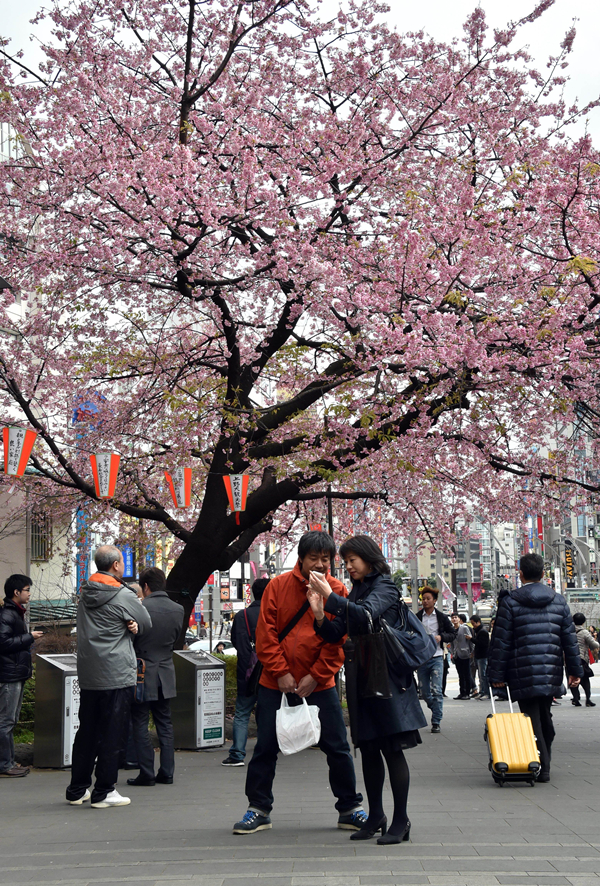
left=490, top=684, right=514, bottom=715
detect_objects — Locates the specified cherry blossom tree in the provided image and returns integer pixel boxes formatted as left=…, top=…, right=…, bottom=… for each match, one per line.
left=1, top=0, right=600, bottom=622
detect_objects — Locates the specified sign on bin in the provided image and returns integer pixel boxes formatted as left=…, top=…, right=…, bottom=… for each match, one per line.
left=198, top=667, right=224, bottom=746
left=63, top=675, right=81, bottom=766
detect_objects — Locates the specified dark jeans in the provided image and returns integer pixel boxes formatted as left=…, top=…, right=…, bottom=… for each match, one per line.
left=518, top=695, right=555, bottom=774
left=245, top=685, right=362, bottom=815
left=571, top=661, right=592, bottom=702
left=66, top=686, right=132, bottom=803
left=0, top=680, right=25, bottom=773
left=455, top=657, right=471, bottom=697
left=131, top=689, right=175, bottom=781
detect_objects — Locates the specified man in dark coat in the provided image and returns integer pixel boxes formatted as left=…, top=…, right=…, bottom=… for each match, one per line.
left=0, top=574, right=43, bottom=778
left=128, top=567, right=184, bottom=787
left=487, top=553, right=582, bottom=782
left=222, top=577, right=269, bottom=767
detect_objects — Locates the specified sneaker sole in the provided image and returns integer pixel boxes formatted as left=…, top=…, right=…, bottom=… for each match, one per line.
left=91, top=799, right=131, bottom=808
left=232, top=822, right=272, bottom=834
left=221, top=762, right=245, bottom=767
left=69, top=795, right=91, bottom=805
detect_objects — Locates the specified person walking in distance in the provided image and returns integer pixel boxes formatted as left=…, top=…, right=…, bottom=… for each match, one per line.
left=416, top=588, right=455, bottom=733
left=469, top=615, right=490, bottom=699
left=232, top=531, right=365, bottom=835
left=451, top=613, right=473, bottom=700
left=0, top=575, right=43, bottom=778
left=222, top=577, right=269, bottom=767
left=65, top=545, right=151, bottom=808
left=487, top=553, right=582, bottom=783
left=127, top=567, right=184, bottom=786
left=570, top=613, right=599, bottom=708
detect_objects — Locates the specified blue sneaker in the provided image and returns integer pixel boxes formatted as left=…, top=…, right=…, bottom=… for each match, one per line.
left=232, top=809, right=272, bottom=834
left=337, top=808, right=368, bottom=830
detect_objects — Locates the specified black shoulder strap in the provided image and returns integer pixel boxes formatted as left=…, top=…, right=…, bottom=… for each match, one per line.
left=278, top=600, right=310, bottom=643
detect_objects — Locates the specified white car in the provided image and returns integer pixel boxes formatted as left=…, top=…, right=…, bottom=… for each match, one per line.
left=187, top=638, right=235, bottom=654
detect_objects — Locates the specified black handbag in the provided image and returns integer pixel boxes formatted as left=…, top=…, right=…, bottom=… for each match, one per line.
left=380, top=602, right=437, bottom=673
left=355, top=611, right=392, bottom=699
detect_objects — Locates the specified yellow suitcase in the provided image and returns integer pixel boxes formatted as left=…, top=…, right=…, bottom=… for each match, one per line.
left=484, top=688, right=540, bottom=786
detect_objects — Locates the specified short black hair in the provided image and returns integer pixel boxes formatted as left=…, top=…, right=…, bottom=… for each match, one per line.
left=471, top=615, right=481, bottom=624
left=252, top=577, right=270, bottom=600
left=138, top=566, right=166, bottom=594
left=573, top=612, right=586, bottom=626
left=298, top=530, right=336, bottom=561
left=520, top=553, right=544, bottom=582
left=420, top=586, right=439, bottom=601
left=4, top=574, right=32, bottom=598
left=338, top=535, right=391, bottom=575
left=458, top=613, right=468, bottom=623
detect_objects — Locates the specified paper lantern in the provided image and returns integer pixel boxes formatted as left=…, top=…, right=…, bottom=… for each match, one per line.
left=164, top=467, right=192, bottom=508
left=223, top=474, right=250, bottom=523
left=90, top=451, right=120, bottom=499
left=3, top=426, right=37, bottom=477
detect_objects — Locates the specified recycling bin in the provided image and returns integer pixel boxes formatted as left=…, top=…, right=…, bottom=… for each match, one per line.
left=34, top=653, right=80, bottom=768
left=171, top=650, right=226, bottom=749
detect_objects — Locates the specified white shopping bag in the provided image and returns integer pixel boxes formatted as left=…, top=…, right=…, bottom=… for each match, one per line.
left=275, top=695, right=321, bottom=755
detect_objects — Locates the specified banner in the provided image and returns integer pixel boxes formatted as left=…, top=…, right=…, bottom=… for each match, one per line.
left=3, top=426, right=37, bottom=476
left=164, top=466, right=192, bottom=508
left=90, top=451, right=120, bottom=499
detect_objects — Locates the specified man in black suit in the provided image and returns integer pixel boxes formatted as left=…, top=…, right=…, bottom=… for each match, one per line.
left=127, top=567, right=184, bottom=787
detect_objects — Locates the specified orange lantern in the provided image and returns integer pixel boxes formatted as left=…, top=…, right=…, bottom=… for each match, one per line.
left=223, top=474, right=250, bottom=524
left=3, top=426, right=37, bottom=476
left=164, top=467, right=192, bottom=508
left=90, top=451, right=120, bottom=499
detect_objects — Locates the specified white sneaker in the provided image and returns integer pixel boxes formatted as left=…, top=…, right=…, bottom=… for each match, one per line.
left=69, top=789, right=91, bottom=805
left=91, top=790, right=131, bottom=808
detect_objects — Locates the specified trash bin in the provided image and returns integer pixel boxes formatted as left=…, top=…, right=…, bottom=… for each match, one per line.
left=34, top=654, right=80, bottom=768
left=171, top=650, right=226, bottom=749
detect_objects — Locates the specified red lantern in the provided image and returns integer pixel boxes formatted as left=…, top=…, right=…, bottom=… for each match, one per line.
left=164, top=467, right=192, bottom=508
left=3, top=426, right=37, bottom=477
left=223, top=474, right=250, bottom=524
left=90, top=451, right=120, bottom=499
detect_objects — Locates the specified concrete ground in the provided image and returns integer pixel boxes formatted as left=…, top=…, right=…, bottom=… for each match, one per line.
left=2, top=670, right=600, bottom=886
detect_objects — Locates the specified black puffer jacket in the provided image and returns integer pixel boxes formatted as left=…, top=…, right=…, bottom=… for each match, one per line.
left=0, top=598, right=35, bottom=682
left=487, top=583, right=582, bottom=700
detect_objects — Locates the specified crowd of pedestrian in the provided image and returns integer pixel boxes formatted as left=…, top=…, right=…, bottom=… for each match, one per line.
left=0, top=534, right=593, bottom=844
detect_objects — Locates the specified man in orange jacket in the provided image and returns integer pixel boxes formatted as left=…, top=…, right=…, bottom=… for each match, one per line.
left=233, top=531, right=365, bottom=834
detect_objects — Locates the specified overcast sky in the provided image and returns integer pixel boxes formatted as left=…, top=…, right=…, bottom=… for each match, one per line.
left=2, top=0, right=599, bottom=141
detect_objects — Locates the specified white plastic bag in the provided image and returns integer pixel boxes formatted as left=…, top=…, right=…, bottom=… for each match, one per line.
left=275, top=695, right=321, bottom=755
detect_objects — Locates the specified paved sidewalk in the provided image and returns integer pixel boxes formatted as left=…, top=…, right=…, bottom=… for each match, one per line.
left=2, top=674, right=600, bottom=886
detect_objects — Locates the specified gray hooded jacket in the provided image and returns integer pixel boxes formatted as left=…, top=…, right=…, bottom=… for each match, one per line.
left=77, top=572, right=152, bottom=690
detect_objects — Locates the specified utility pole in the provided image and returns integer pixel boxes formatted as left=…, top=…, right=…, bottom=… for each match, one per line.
left=466, top=532, right=473, bottom=617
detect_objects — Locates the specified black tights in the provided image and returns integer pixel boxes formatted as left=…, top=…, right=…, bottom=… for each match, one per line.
left=360, top=745, right=410, bottom=836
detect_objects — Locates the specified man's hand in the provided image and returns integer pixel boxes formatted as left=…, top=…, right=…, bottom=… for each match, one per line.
left=277, top=673, right=297, bottom=694
left=568, top=675, right=581, bottom=688
left=31, top=631, right=44, bottom=640
left=435, top=634, right=441, bottom=644
left=127, top=620, right=139, bottom=635
left=296, top=674, right=318, bottom=698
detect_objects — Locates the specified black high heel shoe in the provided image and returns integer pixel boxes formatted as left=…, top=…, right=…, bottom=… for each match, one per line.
left=377, top=820, right=410, bottom=845
left=350, top=815, right=387, bottom=841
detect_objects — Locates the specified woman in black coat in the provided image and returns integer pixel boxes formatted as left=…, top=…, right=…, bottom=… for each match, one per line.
left=308, top=535, right=426, bottom=845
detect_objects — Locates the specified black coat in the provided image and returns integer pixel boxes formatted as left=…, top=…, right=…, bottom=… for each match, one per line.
left=0, top=598, right=34, bottom=683
left=134, top=591, right=184, bottom=701
left=487, top=582, right=583, bottom=700
left=231, top=599, right=261, bottom=695
left=316, top=572, right=427, bottom=744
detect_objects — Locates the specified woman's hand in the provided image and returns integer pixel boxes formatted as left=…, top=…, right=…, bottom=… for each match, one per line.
left=307, top=587, right=325, bottom=624
left=308, top=570, right=332, bottom=599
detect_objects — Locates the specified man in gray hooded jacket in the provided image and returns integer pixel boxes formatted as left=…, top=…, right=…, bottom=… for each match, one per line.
left=65, top=545, right=151, bottom=808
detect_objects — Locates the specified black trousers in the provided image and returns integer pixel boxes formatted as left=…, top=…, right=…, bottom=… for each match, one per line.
left=131, top=688, right=175, bottom=781
left=66, top=687, right=132, bottom=803
left=518, top=695, right=555, bottom=774
left=245, top=685, right=363, bottom=815
left=455, top=657, right=471, bottom=697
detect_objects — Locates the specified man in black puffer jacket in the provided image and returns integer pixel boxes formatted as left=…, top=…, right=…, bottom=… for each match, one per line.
left=487, top=553, right=582, bottom=782
left=0, top=575, right=43, bottom=778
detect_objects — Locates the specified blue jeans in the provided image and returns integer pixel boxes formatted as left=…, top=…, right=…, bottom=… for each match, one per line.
left=477, top=658, right=490, bottom=697
left=245, top=685, right=362, bottom=814
left=417, top=657, right=444, bottom=725
left=0, top=680, right=25, bottom=773
left=230, top=693, right=257, bottom=762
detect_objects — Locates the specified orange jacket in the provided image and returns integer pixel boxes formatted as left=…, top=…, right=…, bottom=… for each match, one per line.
left=256, top=562, right=347, bottom=692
